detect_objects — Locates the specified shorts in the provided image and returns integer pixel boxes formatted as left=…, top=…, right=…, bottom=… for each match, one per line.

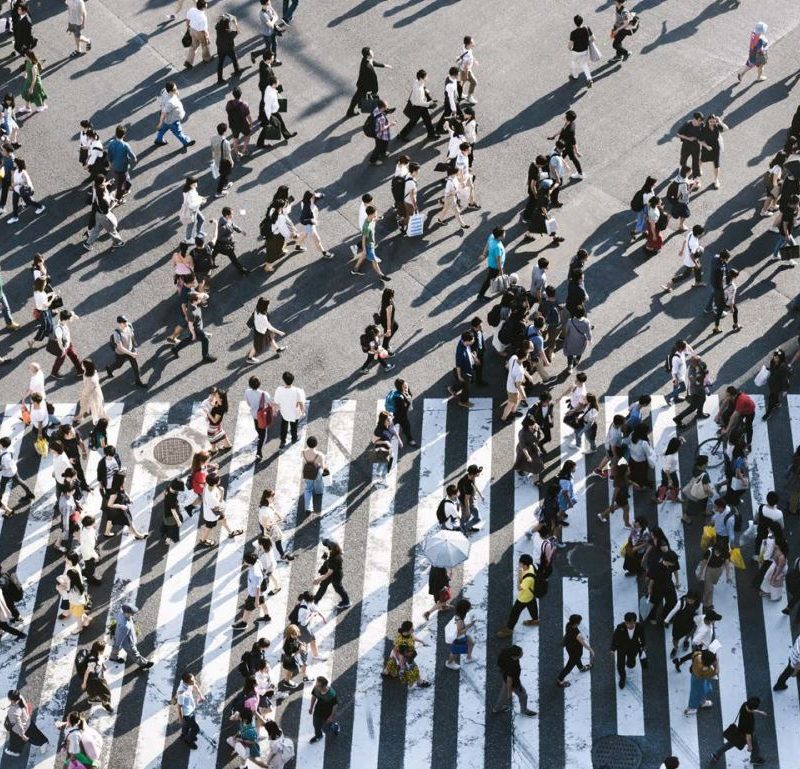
left=671, top=201, right=690, bottom=219
left=451, top=637, right=468, bottom=655
left=298, top=624, right=315, bottom=644
left=365, top=246, right=377, bottom=263
left=303, top=223, right=317, bottom=235
left=202, top=517, right=219, bottom=529
left=230, top=127, right=251, bottom=139
left=244, top=595, right=258, bottom=612
left=67, top=23, right=82, bottom=36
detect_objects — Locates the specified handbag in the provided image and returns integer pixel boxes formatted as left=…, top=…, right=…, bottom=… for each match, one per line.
left=754, top=365, right=769, bottom=387
left=682, top=474, right=707, bottom=502
left=403, top=100, right=414, bottom=119
left=50, top=295, right=64, bottom=310
left=545, top=218, right=559, bottom=235
left=638, top=594, right=653, bottom=621
left=181, top=30, right=192, bottom=48
left=723, top=722, right=747, bottom=750
left=780, top=244, right=800, bottom=261
left=278, top=97, right=288, bottom=114
left=359, top=92, right=378, bottom=114
left=730, top=475, right=749, bottom=491
left=19, top=404, right=31, bottom=426
left=46, top=338, right=62, bottom=356
left=256, top=395, right=274, bottom=431
left=406, top=212, right=424, bottom=237
left=260, top=120, right=282, bottom=141
left=33, top=436, right=48, bottom=457
left=754, top=49, right=768, bottom=67
left=210, top=160, right=220, bottom=180
left=588, top=40, right=602, bottom=63
left=491, top=273, right=511, bottom=293
left=729, top=547, right=746, bottom=570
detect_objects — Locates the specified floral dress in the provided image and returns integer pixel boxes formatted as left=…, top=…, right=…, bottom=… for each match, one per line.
left=22, top=61, right=47, bottom=108
left=384, top=632, right=420, bottom=686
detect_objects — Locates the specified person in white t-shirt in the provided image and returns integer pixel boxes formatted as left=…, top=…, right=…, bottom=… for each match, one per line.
left=435, top=167, right=468, bottom=229
left=401, top=162, right=419, bottom=231
left=272, top=371, right=306, bottom=447
left=661, top=224, right=705, bottom=293
left=500, top=343, right=534, bottom=423
left=184, top=0, right=211, bottom=68
left=244, top=375, right=272, bottom=460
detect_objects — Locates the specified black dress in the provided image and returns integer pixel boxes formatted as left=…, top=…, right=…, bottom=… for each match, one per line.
left=428, top=566, right=450, bottom=600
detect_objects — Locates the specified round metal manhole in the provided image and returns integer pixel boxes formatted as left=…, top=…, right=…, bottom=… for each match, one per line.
left=592, top=735, right=642, bottom=769
left=568, top=543, right=610, bottom=579
left=152, top=437, right=193, bottom=467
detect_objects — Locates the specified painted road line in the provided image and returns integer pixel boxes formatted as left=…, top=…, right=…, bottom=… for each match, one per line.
left=456, top=398, right=492, bottom=769
left=188, top=401, right=259, bottom=769
left=559, top=397, right=588, bottom=543
left=296, top=399, right=356, bottom=766
left=603, top=395, right=645, bottom=736
left=562, top=577, right=591, bottom=769
left=403, top=399, right=448, bottom=769
left=0, top=403, right=28, bottom=513
left=27, top=403, right=124, bottom=769
left=349, top=400, right=401, bottom=769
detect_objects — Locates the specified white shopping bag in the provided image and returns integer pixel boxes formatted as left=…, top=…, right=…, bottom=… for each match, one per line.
left=406, top=212, right=424, bottom=237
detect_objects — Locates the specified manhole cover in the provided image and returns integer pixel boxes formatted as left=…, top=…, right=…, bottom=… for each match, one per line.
left=152, top=437, right=193, bottom=467
left=568, top=543, right=609, bottom=579
left=592, top=735, right=642, bottom=769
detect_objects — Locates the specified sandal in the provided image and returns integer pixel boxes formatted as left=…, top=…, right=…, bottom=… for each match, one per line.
left=229, top=529, right=244, bottom=538
left=1, top=509, right=14, bottom=519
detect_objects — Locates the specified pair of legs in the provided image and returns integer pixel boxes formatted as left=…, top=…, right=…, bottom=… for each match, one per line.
left=557, top=649, right=591, bottom=685
left=279, top=417, right=297, bottom=446
left=85, top=212, right=124, bottom=247
left=155, top=120, right=192, bottom=147
left=174, top=328, right=213, bottom=361
left=106, top=352, right=144, bottom=385
left=313, top=576, right=349, bottom=606
left=493, top=680, right=535, bottom=715
left=569, top=51, right=592, bottom=85
left=295, top=224, right=332, bottom=257
left=185, top=30, right=212, bottom=66
left=398, top=106, right=435, bottom=140
left=598, top=501, right=631, bottom=528
left=303, top=473, right=323, bottom=513
left=198, top=516, right=242, bottom=545
left=369, top=137, right=388, bottom=165
left=51, top=344, right=82, bottom=377
left=216, top=49, right=241, bottom=82
left=352, top=247, right=388, bottom=279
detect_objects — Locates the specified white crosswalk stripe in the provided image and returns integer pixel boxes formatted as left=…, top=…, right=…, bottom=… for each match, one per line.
left=2, top=396, right=800, bottom=769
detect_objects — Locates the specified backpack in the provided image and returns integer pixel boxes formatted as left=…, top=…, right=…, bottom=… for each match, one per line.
left=391, top=175, right=406, bottom=205
left=666, top=180, right=680, bottom=203
left=384, top=390, right=400, bottom=413
left=665, top=351, right=676, bottom=374
left=75, top=649, right=91, bottom=679
left=363, top=114, right=377, bottom=139
left=89, top=147, right=109, bottom=172
left=259, top=213, right=271, bottom=239
left=191, top=246, right=215, bottom=274
left=630, top=189, right=645, bottom=212
left=487, top=303, right=502, bottom=328
left=288, top=601, right=304, bottom=626
left=79, top=727, right=102, bottom=761
left=436, top=499, right=448, bottom=526
left=359, top=333, right=371, bottom=354
left=724, top=509, right=742, bottom=533
left=238, top=650, right=254, bottom=678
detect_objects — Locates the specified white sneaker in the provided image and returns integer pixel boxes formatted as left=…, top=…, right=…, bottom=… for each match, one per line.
left=35, top=205, right=45, bottom=214
left=466, top=96, right=477, bottom=104
left=445, top=661, right=461, bottom=670
left=312, top=654, right=329, bottom=662
left=349, top=245, right=358, bottom=258
left=35, top=105, right=48, bottom=112
left=463, top=656, right=475, bottom=665
left=6, top=216, right=18, bottom=224
left=570, top=173, right=584, bottom=180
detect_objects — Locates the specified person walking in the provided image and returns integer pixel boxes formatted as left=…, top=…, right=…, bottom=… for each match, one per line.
left=225, top=88, right=253, bottom=157
left=184, top=0, right=212, bottom=69
left=351, top=205, right=390, bottom=280
left=0, top=436, right=34, bottom=514
left=366, top=100, right=394, bottom=167
left=110, top=604, right=153, bottom=669
left=214, top=12, right=242, bottom=84
left=346, top=47, right=391, bottom=117
left=232, top=551, right=268, bottom=630
left=496, top=554, right=539, bottom=638
left=397, top=69, right=437, bottom=143
left=246, top=297, right=286, bottom=363
left=295, top=191, right=334, bottom=258
left=556, top=613, right=594, bottom=687
left=3, top=690, right=47, bottom=757
left=212, top=207, right=250, bottom=274
left=672, top=353, right=710, bottom=429
left=179, top=175, right=206, bottom=243
left=172, top=291, right=216, bottom=364
left=662, top=224, right=706, bottom=293
left=548, top=110, right=584, bottom=180
left=80, top=639, right=113, bottom=712
left=273, top=370, right=305, bottom=447
left=456, top=36, right=478, bottom=104
left=763, top=348, right=791, bottom=419
left=568, top=15, right=595, bottom=88
left=677, top=113, right=704, bottom=182
left=251, top=0, right=282, bottom=66
left=611, top=611, right=646, bottom=689
left=51, top=310, right=83, bottom=379
left=476, top=226, right=506, bottom=300
left=385, top=378, right=416, bottom=446
left=736, top=23, right=768, bottom=84
left=106, top=315, right=146, bottom=387
left=684, top=647, right=719, bottom=715
left=11, top=3, right=35, bottom=60
left=610, top=0, right=635, bottom=62
left=210, top=122, right=233, bottom=197
left=7, top=157, right=45, bottom=224
left=308, top=677, right=341, bottom=743
left=78, top=360, right=107, bottom=425
left=65, top=0, right=91, bottom=57
left=176, top=671, right=204, bottom=749
left=83, top=175, right=124, bottom=249
left=300, top=436, right=326, bottom=514
left=260, top=77, right=297, bottom=143
left=448, top=330, right=475, bottom=408
left=491, top=645, right=537, bottom=716
left=19, top=50, right=46, bottom=113
left=709, top=697, right=766, bottom=764
left=154, top=81, right=195, bottom=150
left=312, top=542, right=350, bottom=609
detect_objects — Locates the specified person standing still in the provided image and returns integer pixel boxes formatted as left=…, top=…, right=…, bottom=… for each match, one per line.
left=677, top=112, right=704, bottom=182
left=244, top=376, right=271, bottom=460
left=273, top=371, right=305, bottom=447
left=491, top=645, right=537, bottom=716
left=568, top=15, right=594, bottom=88
left=184, top=0, right=211, bottom=69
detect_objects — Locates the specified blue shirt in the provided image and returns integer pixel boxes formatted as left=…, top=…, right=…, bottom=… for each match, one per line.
left=486, top=235, right=505, bottom=270
left=106, top=138, right=137, bottom=174
left=455, top=340, right=474, bottom=376
left=526, top=326, right=544, bottom=355
left=176, top=683, right=196, bottom=717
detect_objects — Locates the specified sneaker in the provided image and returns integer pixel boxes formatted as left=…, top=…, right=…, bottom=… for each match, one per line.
left=570, top=173, right=584, bottom=181
left=379, top=275, right=391, bottom=282
left=350, top=269, right=364, bottom=276
left=322, top=251, right=335, bottom=259
left=445, top=661, right=461, bottom=670
left=6, top=217, right=18, bottom=224
left=232, top=621, right=248, bottom=630
left=521, top=709, right=538, bottom=717
left=309, top=736, right=322, bottom=744
left=5, top=322, right=19, bottom=331
left=349, top=245, right=358, bottom=258
left=111, top=240, right=125, bottom=248
left=336, top=602, right=351, bottom=609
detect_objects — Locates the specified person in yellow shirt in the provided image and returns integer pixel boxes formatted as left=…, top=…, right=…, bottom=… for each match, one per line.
left=496, top=554, right=538, bottom=638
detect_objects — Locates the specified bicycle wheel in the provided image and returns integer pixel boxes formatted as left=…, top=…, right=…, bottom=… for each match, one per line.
left=697, top=436, right=725, bottom=469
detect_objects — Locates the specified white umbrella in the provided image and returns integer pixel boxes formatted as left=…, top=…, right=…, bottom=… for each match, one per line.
left=423, top=529, right=471, bottom=568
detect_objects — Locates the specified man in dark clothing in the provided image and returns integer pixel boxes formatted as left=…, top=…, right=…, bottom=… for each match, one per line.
left=677, top=112, right=704, bottom=180
left=709, top=697, right=766, bottom=764
left=258, top=50, right=279, bottom=101
left=309, top=677, right=341, bottom=742
left=470, top=317, right=486, bottom=385
left=12, top=3, right=35, bottom=58
left=212, top=207, right=249, bottom=274
left=611, top=611, right=646, bottom=688
left=491, top=645, right=537, bottom=716
left=215, top=12, right=242, bottom=84
left=673, top=354, right=710, bottom=428
left=448, top=331, right=475, bottom=407
left=106, top=315, right=146, bottom=387
left=173, top=292, right=216, bottom=364
left=645, top=546, right=679, bottom=622
left=704, top=249, right=730, bottom=314
left=346, top=47, right=391, bottom=118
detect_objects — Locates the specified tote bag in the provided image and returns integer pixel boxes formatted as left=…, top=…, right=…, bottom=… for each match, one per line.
left=589, top=40, right=602, bottom=63
left=406, top=212, right=424, bottom=237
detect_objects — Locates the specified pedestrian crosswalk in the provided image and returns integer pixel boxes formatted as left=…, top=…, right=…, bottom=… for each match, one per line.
left=1, top=393, right=800, bottom=769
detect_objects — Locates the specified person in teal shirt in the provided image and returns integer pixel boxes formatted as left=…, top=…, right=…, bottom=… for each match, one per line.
left=477, top=226, right=506, bottom=299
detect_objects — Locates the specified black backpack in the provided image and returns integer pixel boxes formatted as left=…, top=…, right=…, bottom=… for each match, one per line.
left=2, top=572, right=22, bottom=603
left=487, top=303, right=502, bottom=328
left=630, top=189, right=645, bottom=212
left=359, top=333, right=370, bottom=354
left=75, top=649, right=92, bottom=678
left=666, top=180, right=680, bottom=203
left=237, top=650, right=254, bottom=678
left=436, top=499, right=447, bottom=526
left=391, top=175, right=406, bottom=205
left=259, top=213, right=271, bottom=239
left=192, top=246, right=215, bottom=274
left=288, top=601, right=303, bottom=626
left=363, top=114, right=377, bottom=139
left=108, top=331, right=118, bottom=353
left=724, top=509, right=742, bottom=533
left=90, top=147, right=109, bottom=173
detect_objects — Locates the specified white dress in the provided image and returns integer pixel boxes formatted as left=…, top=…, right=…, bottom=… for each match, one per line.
left=79, top=372, right=108, bottom=425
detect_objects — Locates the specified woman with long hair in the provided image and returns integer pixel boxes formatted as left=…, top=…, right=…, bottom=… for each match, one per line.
left=8, top=157, right=45, bottom=223
left=205, top=387, right=232, bottom=454
left=246, top=297, right=286, bottom=363
left=296, top=190, right=334, bottom=258
left=597, top=458, right=639, bottom=527
left=19, top=50, right=47, bottom=113
left=103, top=470, right=149, bottom=539
left=78, top=359, right=108, bottom=425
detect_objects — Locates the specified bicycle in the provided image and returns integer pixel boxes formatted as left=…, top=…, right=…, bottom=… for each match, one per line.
left=697, top=432, right=726, bottom=469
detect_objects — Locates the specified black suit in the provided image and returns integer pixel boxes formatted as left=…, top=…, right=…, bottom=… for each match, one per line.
left=611, top=622, right=646, bottom=682
left=472, top=329, right=486, bottom=385
left=347, top=57, right=385, bottom=116
left=527, top=402, right=554, bottom=448
left=12, top=12, right=34, bottom=55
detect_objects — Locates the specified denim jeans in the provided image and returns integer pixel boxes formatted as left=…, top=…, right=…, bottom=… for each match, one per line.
left=0, top=291, right=12, bottom=324
left=184, top=211, right=205, bottom=243
left=156, top=120, right=191, bottom=146
left=666, top=380, right=687, bottom=404
left=773, top=233, right=795, bottom=259
left=283, top=0, right=299, bottom=21
left=304, top=470, right=324, bottom=510
left=312, top=714, right=340, bottom=740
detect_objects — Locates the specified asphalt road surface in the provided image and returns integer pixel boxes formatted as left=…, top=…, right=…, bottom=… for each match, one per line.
left=0, top=0, right=799, bottom=768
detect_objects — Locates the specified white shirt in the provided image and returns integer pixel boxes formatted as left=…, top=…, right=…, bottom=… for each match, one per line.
left=244, top=387, right=271, bottom=419
left=691, top=616, right=714, bottom=649
left=409, top=80, right=430, bottom=108
left=183, top=188, right=203, bottom=215
left=202, top=484, right=224, bottom=522
left=568, top=384, right=587, bottom=410
left=247, top=561, right=264, bottom=597
left=447, top=133, right=464, bottom=160
left=258, top=504, right=281, bottom=538
left=54, top=323, right=71, bottom=349
left=506, top=355, right=525, bottom=393
left=80, top=525, right=98, bottom=561
left=442, top=498, right=460, bottom=530
left=403, top=178, right=417, bottom=205
left=29, top=370, right=45, bottom=398
left=757, top=503, right=784, bottom=531
left=263, top=86, right=280, bottom=120
left=455, top=152, right=470, bottom=177
left=662, top=453, right=679, bottom=474
left=273, top=385, right=305, bottom=422
left=53, top=453, right=72, bottom=485
left=30, top=403, right=47, bottom=430
left=186, top=7, right=208, bottom=32
left=680, top=233, right=701, bottom=268
left=272, top=212, right=295, bottom=240
left=33, top=290, right=50, bottom=311
left=258, top=544, right=276, bottom=575
left=86, top=139, right=104, bottom=167
left=671, top=350, right=688, bottom=383
left=463, top=119, right=477, bottom=144
left=458, top=48, right=474, bottom=72
left=0, top=450, right=18, bottom=478
left=253, top=312, right=278, bottom=335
